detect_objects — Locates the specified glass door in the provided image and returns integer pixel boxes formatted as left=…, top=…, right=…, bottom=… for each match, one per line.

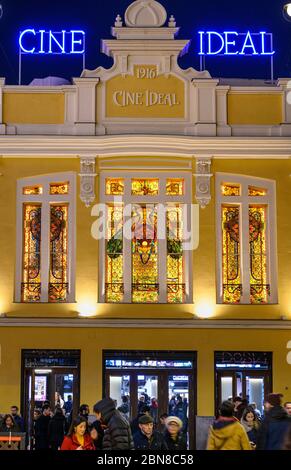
left=105, top=373, right=131, bottom=420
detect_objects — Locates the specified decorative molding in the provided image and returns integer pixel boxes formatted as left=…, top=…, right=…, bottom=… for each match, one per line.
left=79, top=156, right=97, bottom=207
left=124, top=0, right=167, bottom=28
left=194, top=157, right=213, bottom=208
left=1, top=317, right=291, bottom=330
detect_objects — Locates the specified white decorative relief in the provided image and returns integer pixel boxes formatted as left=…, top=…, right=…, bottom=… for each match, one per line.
left=79, top=156, right=97, bottom=207
left=194, top=157, right=213, bottom=208
left=125, top=0, right=167, bottom=27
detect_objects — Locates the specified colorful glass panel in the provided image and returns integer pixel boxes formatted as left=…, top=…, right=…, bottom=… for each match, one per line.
left=23, top=186, right=43, bottom=195
left=166, top=179, right=184, bottom=196
left=132, top=205, right=158, bottom=303
left=249, top=206, right=270, bottom=304
left=50, top=182, right=69, bottom=195
left=221, top=184, right=241, bottom=197
left=106, top=179, right=124, bottom=196
left=106, top=205, right=124, bottom=302
left=167, top=206, right=185, bottom=303
left=22, top=204, right=41, bottom=302
left=131, top=179, right=159, bottom=196
left=222, top=206, right=242, bottom=303
left=49, top=205, right=68, bottom=302
left=248, top=186, right=267, bottom=197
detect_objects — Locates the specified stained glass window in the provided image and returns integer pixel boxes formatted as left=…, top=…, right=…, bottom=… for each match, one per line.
left=49, top=205, right=68, bottom=302
left=222, top=206, right=242, bottom=304
left=166, top=179, right=184, bottom=196
left=50, top=183, right=69, bottom=195
left=106, top=205, right=124, bottom=303
left=22, top=204, right=41, bottom=302
left=131, top=179, right=159, bottom=196
left=23, top=186, right=43, bottom=195
left=106, top=179, right=124, bottom=196
left=167, top=206, right=185, bottom=303
left=249, top=206, right=270, bottom=304
left=248, top=186, right=267, bottom=197
left=221, top=184, right=241, bottom=197
left=132, top=205, right=159, bottom=303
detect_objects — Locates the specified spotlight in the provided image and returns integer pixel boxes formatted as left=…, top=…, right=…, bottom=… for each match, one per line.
left=283, top=3, right=291, bottom=21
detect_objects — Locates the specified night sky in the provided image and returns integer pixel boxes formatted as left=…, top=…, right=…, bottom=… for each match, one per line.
left=0, top=0, right=290, bottom=85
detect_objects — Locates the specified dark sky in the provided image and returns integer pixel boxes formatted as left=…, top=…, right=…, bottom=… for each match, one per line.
left=0, top=0, right=290, bottom=84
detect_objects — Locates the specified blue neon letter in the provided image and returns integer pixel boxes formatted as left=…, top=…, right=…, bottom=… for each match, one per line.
left=19, top=29, right=36, bottom=53
left=224, top=31, right=239, bottom=55
left=39, top=30, right=45, bottom=54
left=70, top=30, right=85, bottom=53
left=260, top=32, right=275, bottom=55
left=239, top=31, right=258, bottom=55
left=49, top=30, right=66, bottom=54
left=207, top=31, right=225, bottom=55
left=198, top=31, right=205, bottom=55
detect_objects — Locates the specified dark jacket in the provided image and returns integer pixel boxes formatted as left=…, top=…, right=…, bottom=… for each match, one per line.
left=91, top=419, right=105, bottom=450
left=48, top=414, right=66, bottom=449
left=256, top=406, right=291, bottom=450
left=164, top=430, right=187, bottom=450
left=133, top=429, right=168, bottom=450
left=34, top=414, right=51, bottom=450
left=96, top=398, right=134, bottom=450
left=12, top=415, right=25, bottom=432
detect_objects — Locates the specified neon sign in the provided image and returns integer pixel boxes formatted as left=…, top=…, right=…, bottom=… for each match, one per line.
left=198, top=31, right=275, bottom=56
left=19, top=29, right=85, bottom=54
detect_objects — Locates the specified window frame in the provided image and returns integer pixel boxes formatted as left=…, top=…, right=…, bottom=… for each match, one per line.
left=215, top=172, right=278, bottom=305
left=99, top=171, right=193, bottom=304
left=15, top=172, right=76, bottom=303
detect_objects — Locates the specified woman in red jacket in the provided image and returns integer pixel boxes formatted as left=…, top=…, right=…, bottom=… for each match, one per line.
left=60, top=416, right=95, bottom=450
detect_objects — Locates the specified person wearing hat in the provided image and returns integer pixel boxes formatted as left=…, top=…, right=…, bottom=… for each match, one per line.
left=133, top=414, right=168, bottom=450
left=256, top=393, right=291, bottom=450
left=164, top=416, right=187, bottom=450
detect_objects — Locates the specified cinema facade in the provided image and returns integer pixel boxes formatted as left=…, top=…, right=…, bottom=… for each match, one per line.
left=0, top=0, right=291, bottom=449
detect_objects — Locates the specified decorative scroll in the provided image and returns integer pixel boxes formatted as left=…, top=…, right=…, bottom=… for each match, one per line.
left=249, top=206, right=270, bottom=304
left=106, top=205, right=124, bottom=303
left=221, top=184, right=241, bottom=197
left=166, top=179, right=184, bottom=196
left=195, top=158, right=212, bottom=208
left=50, top=182, right=69, bottom=195
left=132, top=205, right=158, bottom=303
left=49, top=205, right=68, bottom=302
left=106, top=178, right=124, bottom=196
left=23, top=186, right=43, bottom=195
left=79, top=156, right=97, bottom=207
left=222, top=206, right=242, bottom=303
left=167, top=206, right=185, bottom=303
left=248, top=186, right=267, bottom=197
left=22, top=204, right=41, bottom=302
left=131, top=179, right=159, bottom=196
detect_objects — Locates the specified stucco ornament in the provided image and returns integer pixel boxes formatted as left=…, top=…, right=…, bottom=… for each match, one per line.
left=125, top=0, right=167, bottom=27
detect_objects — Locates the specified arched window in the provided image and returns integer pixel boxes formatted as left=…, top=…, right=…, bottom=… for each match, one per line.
left=15, top=173, right=76, bottom=303
left=98, top=172, right=193, bottom=304
left=216, top=173, right=277, bottom=305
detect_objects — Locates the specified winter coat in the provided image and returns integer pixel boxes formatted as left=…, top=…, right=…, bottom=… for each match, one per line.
left=207, top=417, right=251, bottom=451
left=164, top=431, right=187, bottom=450
left=241, top=418, right=260, bottom=445
left=34, top=414, right=51, bottom=450
left=91, top=419, right=105, bottom=450
left=256, top=406, right=291, bottom=450
left=96, top=398, right=134, bottom=450
left=60, top=432, right=95, bottom=450
left=133, top=430, right=168, bottom=450
left=48, top=414, right=66, bottom=449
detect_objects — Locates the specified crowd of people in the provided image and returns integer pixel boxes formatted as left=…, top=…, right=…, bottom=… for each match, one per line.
left=1, top=392, right=291, bottom=450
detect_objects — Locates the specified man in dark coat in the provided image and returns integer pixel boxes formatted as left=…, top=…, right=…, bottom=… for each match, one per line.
left=94, top=398, right=134, bottom=450
left=34, top=405, right=51, bottom=450
left=133, top=415, right=168, bottom=450
left=256, top=393, right=291, bottom=450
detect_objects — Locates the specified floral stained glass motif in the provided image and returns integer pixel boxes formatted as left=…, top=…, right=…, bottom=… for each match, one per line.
left=222, top=206, right=242, bottom=303
left=132, top=205, right=158, bottom=303
left=248, top=186, right=267, bottom=197
left=49, top=205, right=68, bottom=302
left=23, top=186, right=43, bottom=195
left=221, top=184, right=241, bottom=197
left=167, top=206, right=185, bottom=303
left=50, top=183, right=69, bottom=195
left=131, top=179, right=159, bottom=196
left=249, top=206, right=270, bottom=304
left=106, top=179, right=124, bottom=196
left=166, top=179, right=184, bottom=196
left=106, top=205, right=124, bottom=303
left=22, top=204, right=41, bottom=302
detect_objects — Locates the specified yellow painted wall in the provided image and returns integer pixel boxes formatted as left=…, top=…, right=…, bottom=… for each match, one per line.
left=0, top=327, right=290, bottom=415
left=3, top=93, right=65, bottom=124
left=1, top=157, right=291, bottom=319
left=227, top=93, right=283, bottom=125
